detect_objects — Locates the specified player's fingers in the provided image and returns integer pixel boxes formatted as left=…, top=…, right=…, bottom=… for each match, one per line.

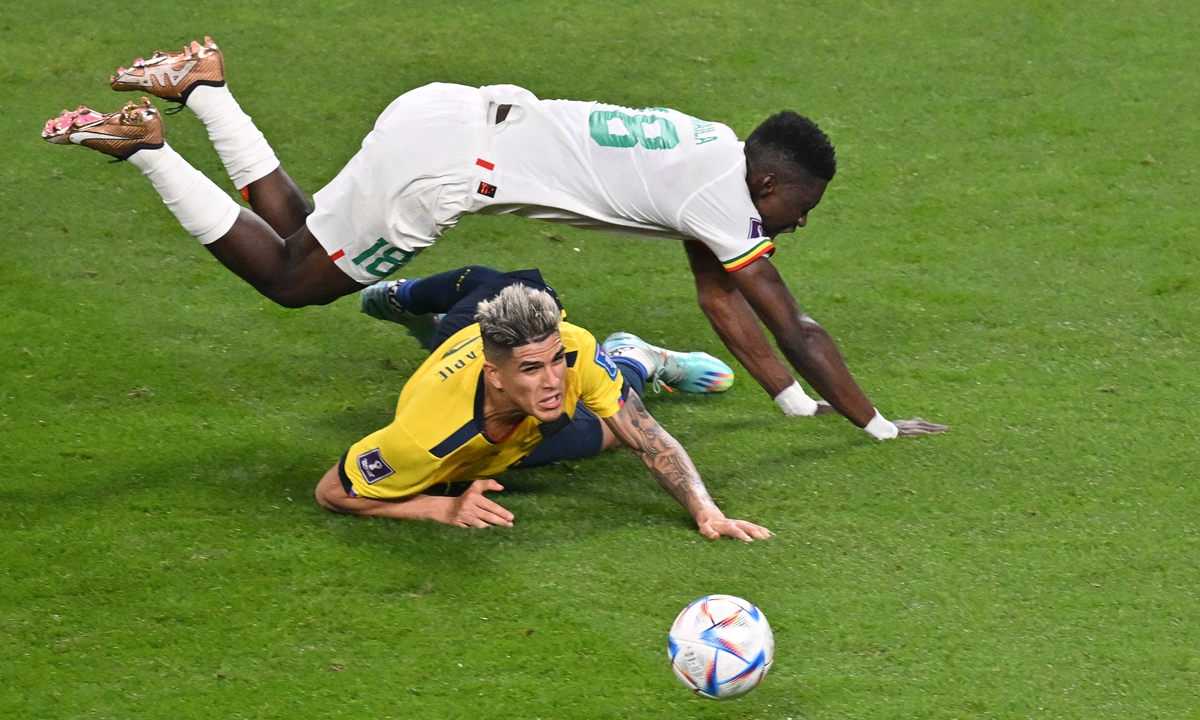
left=473, top=495, right=515, bottom=523
left=474, top=479, right=505, bottom=494
left=734, top=520, right=772, bottom=537
left=464, top=515, right=491, bottom=529
left=697, top=523, right=721, bottom=540
left=715, top=521, right=753, bottom=542
left=740, top=521, right=773, bottom=539
left=727, top=526, right=755, bottom=542
left=472, top=508, right=513, bottom=527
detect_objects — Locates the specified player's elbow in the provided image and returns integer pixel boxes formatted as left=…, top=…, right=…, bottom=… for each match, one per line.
left=695, top=285, right=736, bottom=323
left=314, top=482, right=341, bottom=513
left=314, top=467, right=353, bottom=514
left=774, top=313, right=825, bottom=355
left=695, top=287, right=723, bottom=317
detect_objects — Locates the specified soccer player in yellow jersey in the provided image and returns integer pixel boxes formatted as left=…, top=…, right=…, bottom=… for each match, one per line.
left=313, top=271, right=770, bottom=541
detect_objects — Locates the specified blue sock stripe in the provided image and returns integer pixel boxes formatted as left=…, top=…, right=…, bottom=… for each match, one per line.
left=394, top=277, right=419, bottom=311
left=613, top=356, right=648, bottom=397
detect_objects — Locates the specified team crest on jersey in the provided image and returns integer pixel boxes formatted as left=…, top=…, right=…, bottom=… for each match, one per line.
left=594, top=344, right=619, bottom=380
left=357, top=448, right=395, bottom=484
left=749, top=218, right=764, bottom=239
left=477, top=181, right=498, bottom=198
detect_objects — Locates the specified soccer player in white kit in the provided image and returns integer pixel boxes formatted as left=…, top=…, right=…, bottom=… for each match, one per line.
left=43, top=37, right=945, bottom=440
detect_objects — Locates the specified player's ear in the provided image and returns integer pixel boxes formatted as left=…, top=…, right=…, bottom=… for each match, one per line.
left=758, top=173, right=778, bottom=197
left=748, top=170, right=777, bottom=200
left=482, top=360, right=505, bottom=390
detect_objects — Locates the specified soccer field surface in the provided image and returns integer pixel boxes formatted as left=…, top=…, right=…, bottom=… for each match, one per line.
left=3, top=1, right=1199, bottom=717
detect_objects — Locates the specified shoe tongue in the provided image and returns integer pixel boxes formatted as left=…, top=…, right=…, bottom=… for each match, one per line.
left=659, top=354, right=688, bottom=384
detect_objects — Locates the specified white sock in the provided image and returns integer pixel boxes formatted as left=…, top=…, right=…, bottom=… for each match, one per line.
left=186, top=84, right=280, bottom=190
left=609, top=345, right=657, bottom=375
left=129, top=144, right=241, bottom=244
left=773, top=381, right=819, bottom=417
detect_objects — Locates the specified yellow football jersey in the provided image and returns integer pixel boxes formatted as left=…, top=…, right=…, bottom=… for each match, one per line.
left=340, top=321, right=625, bottom=499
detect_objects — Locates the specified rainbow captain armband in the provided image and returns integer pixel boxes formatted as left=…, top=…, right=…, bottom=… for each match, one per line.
left=722, top=240, right=775, bottom=271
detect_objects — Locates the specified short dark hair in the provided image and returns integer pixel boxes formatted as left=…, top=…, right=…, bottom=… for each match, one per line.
left=745, top=111, right=836, bottom=182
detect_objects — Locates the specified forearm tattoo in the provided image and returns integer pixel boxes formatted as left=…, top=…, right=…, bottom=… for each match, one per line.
left=611, top=390, right=717, bottom=516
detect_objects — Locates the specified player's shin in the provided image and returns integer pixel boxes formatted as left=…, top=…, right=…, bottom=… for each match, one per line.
left=185, top=85, right=279, bottom=190
left=128, top=144, right=241, bottom=244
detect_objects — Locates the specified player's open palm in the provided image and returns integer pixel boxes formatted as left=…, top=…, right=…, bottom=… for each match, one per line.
left=894, top=418, right=949, bottom=436
left=446, top=479, right=514, bottom=528
left=698, top=518, right=774, bottom=543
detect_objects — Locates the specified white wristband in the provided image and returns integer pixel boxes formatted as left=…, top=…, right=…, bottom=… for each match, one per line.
left=864, top=410, right=899, bottom=440
left=773, top=381, right=819, bottom=417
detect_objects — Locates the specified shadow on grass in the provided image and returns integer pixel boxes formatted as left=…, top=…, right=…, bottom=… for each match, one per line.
left=1, top=432, right=699, bottom=575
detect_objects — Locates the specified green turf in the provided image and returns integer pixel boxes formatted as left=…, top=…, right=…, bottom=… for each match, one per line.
left=4, top=0, right=1200, bottom=717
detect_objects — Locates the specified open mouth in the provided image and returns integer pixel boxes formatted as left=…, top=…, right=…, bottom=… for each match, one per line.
left=537, top=393, right=563, bottom=413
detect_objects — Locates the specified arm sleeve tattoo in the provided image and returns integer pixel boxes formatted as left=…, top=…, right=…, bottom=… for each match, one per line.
left=605, top=388, right=718, bottom=517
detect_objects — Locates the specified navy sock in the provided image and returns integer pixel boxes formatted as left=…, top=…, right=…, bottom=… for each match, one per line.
left=613, top=356, right=648, bottom=397
left=395, top=266, right=505, bottom=315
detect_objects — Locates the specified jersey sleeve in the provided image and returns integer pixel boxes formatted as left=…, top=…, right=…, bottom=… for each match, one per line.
left=340, top=420, right=439, bottom=500
left=570, top=329, right=627, bottom=419
left=677, top=164, right=775, bottom=272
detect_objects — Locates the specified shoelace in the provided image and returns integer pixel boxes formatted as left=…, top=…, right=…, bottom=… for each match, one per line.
left=649, top=351, right=675, bottom=393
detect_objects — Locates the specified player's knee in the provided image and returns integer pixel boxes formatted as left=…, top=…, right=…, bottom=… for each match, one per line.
left=263, top=283, right=329, bottom=309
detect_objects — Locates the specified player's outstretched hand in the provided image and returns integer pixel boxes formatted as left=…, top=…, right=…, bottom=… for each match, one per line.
left=894, top=418, right=949, bottom=436
left=444, top=479, right=514, bottom=528
left=698, top=517, right=774, bottom=543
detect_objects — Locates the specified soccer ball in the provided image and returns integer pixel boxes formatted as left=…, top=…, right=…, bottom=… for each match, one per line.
left=668, top=594, right=774, bottom=699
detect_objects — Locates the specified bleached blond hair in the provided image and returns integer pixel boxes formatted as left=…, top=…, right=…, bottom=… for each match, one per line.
left=475, top=284, right=561, bottom=354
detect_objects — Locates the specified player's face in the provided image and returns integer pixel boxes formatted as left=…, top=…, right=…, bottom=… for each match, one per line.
left=752, top=175, right=829, bottom=239
left=495, top=333, right=569, bottom=423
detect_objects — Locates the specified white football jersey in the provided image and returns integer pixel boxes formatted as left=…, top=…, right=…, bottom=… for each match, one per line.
left=474, top=85, right=774, bottom=271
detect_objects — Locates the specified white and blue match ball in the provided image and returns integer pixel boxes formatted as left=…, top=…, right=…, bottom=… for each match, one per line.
left=668, top=594, right=774, bottom=699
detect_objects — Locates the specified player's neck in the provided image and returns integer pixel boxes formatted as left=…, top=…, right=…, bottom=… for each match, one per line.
left=481, top=384, right=526, bottom=441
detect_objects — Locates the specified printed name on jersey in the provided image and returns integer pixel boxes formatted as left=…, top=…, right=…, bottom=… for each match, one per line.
left=437, top=350, right=478, bottom=381
left=749, top=218, right=764, bottom=239
left=594, top=344, right=619, bottom=381
left=357, top=448, right=395, bottom=484
left=440, top=335, right=481, bottom=359
left=689, top=116, right=719, bottom=145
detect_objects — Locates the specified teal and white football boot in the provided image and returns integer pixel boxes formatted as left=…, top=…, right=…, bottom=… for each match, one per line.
left=360, top=279, right=438, bottom=349
left=603, top=332, right=734, bottom=393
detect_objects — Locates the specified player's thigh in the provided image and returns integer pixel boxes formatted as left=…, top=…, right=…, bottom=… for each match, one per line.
left=283, top=225, right=368, bottom=306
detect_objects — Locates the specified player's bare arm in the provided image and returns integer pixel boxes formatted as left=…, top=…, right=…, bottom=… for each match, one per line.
left=728, top=257, right=946, bottom=436
left=685, top=240, right=834, bottom=416
left=315, top=467, right=514, bottom=528
left=731, top=120, right=948, bottom=437
left=603, top=388, right=771, bottom=542
left=684, top=240, right=796, bottom=397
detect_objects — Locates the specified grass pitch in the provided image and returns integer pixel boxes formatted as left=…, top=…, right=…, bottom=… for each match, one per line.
left=3, top=1, right=1200, bottom=717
